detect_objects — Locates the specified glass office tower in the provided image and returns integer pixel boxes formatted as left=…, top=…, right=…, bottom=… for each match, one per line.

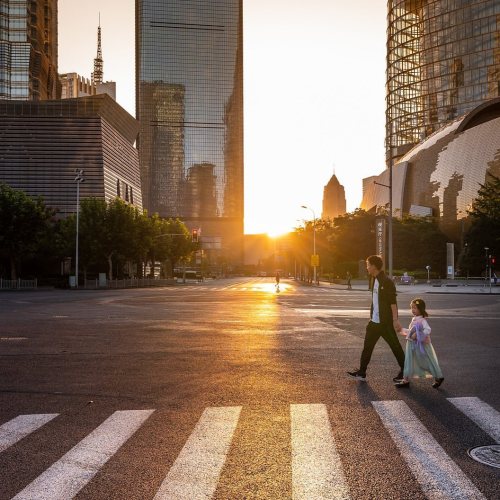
left=386, top=0, right=500, bottom=160
left=136, top=0, right=244, bottom=266
left=0, top=0, right=59, bottom=100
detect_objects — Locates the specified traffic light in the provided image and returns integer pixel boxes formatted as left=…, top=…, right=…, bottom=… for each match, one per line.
left=192, top=229, right=198, bottom=243
left=492, top=256, right=496, bottom=265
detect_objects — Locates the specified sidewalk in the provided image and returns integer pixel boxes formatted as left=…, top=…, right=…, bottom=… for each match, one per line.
left=318, top=280, right=500, bottom=295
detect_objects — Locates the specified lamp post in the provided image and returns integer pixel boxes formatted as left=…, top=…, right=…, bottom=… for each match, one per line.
left=426, top=265, right=431, bottom=284
left=301, top=205, right=317, bottom=285
left=74, top=169, right=85, bottom=288
left=484, top=247, right=489, bottom=287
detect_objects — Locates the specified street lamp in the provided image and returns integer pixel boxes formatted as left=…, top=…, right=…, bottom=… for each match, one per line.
left=301, top=205, right=317, bottom=285
left=74, top=169, right=85, bottom=288
left=426, top=265, right=431, bottom=284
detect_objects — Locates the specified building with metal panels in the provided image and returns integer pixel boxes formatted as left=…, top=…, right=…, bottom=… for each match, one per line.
left=0, top=94, right=142, bottom=216
left=136, top=0, right=244, bottom=266
left=386, top=0, right=500, bottom=161
left=362, top=97, right=500, bottom=242
left=0, top=0, right=60, bottom=100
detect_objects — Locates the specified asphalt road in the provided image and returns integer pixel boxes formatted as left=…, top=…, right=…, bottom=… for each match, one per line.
left=0, top=278, right=499, bottom=499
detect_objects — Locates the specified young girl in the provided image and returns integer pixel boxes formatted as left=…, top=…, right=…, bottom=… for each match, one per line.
left=395, top=298, right=444, bottom=388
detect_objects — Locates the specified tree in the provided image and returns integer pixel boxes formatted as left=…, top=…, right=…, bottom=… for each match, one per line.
left=328, top=210, right=376, bottom=276
left=463, top=173, right=500, bottom=274
left=0, top=183, right=54, bottom=279
left=393, top=215, right=448, bottom=275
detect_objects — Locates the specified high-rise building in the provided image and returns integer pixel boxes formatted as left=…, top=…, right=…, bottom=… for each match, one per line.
left=136, top=0, right=244, bottom=265
left=322, top=174, right=346, bottom=219
left=60, top=73, right=95, bottom=99
left=386, top=1, right=500, bottom=161
left=0, top=0, right=60, bottom=100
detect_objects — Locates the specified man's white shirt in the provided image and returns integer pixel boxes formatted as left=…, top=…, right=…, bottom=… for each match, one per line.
left=372, top=278, right=380, bottom=323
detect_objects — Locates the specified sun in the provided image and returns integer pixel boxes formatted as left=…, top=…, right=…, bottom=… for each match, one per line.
left=266, top=227, right=290, bottom=238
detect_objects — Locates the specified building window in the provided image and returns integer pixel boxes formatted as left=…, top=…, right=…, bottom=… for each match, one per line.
left=116, top=178, right=120, bottom=197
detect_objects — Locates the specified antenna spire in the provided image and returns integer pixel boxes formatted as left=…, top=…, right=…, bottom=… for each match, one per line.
left=92, top=14, right=103, bottom=85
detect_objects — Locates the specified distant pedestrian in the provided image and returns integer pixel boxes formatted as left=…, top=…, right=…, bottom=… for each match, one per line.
left=346, top=271, right=352, bottom=290
left=395, top=298, right=444, bottom=388
left=347, top=255, right=405, bottom=383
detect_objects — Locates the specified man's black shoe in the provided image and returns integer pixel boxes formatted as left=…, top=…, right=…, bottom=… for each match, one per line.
left=395, top=380, right=410, bottom=388
left=432, top=377, right=444, bottom=388
left=392, top=371, right=404, bottom=382
left=347, top=370, right=366, bottom=381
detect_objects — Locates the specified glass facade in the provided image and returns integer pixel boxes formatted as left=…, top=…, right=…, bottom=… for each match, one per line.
left=136, top=0, right=243, bottom=264
left=0, top=0, right=59, bottom=100
left=387, top=0, right=500, bottom=159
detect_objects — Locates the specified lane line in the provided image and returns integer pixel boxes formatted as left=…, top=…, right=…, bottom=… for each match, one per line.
left=373, top=400, right=485, bottom=500
left=0, top=414, right=59, bottom=453
left=291, top=404, right=350, bottom=500
left=448, top=397, right=500, bottom=443
left=154, top=406, right=241, bottom=500
left=13, top=409, right=154, bottom=500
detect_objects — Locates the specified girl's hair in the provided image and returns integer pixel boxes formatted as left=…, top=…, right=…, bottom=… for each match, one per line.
left=411, top=298, right=429, bottom=317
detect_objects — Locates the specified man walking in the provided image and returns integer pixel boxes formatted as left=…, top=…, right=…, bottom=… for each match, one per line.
left=347, top=255, right=405, bottom=382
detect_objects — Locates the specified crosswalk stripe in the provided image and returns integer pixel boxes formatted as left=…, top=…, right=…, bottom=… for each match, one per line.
left=373, top=400, right=486, bottom=500
left=154, top=406, right=241, bottom=500
left=291, top=404, right=350, bottom=500
left=447, top=397, right=500, bottom=443
left=12, top=409, right=154, bottom=500
left=0, top=414, right=59, bottom=453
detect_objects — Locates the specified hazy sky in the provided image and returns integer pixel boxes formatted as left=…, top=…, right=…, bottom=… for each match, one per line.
left=59, top=0, right=387, bottom=235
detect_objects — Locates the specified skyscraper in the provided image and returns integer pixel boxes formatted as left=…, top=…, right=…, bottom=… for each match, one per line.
left=0, top=0, right=60, bottom=100
left=136, top=0, right=244, bottom=265
left=386, top=1, right=500, bottom=161
left=322, top=174, right=346, bottom=220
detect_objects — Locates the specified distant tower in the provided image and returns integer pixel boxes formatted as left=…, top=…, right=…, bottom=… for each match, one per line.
left=91, top=16, right=103, bottom=86
left=322, top=173, right=346, bottom=219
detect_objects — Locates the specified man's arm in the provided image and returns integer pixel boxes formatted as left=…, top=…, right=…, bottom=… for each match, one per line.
left=391, top=303, right=402, bottom=332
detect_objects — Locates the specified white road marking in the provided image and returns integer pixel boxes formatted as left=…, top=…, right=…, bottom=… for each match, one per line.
left=12, top=409, right=154, bottom=500
left=154, top=406, right=241, bottom=500
left=0, top=414, right=58, bottom=453
left=291, top=404, right=350, bottom=500
left=373, top=400, right=485, bottom=500
left=448, top=397, right=500, bottom=443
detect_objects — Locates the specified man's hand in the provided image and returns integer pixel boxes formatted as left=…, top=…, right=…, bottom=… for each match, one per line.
left=393, top=319, right=402, bottom=332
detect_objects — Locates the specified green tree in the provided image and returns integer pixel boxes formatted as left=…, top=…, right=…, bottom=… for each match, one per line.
left=463, top=173, right=500, bottom=274
left=0, top=183, right=54, bottom=279
left=393, top=215, right=448, bottom=275
left=328, top=209, right=376, bottom=276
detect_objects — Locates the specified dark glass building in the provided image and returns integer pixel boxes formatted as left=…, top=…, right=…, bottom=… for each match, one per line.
left=387, top=1, right=500, bottom=160
left=0, top=0, right=60, bottom=100
left=136, top=0, right=244, bottom=266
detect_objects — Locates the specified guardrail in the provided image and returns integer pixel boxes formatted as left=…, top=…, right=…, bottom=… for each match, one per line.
left=0, top=278, right=37, bottom=290
left=82, top=278, right=177, bottom=289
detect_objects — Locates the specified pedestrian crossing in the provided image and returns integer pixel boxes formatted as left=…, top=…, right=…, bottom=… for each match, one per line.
left=1, top=398, right=498, bottom=499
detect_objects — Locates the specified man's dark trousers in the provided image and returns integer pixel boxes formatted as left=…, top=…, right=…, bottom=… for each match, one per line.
left=359, top=321, right=405, bottom=375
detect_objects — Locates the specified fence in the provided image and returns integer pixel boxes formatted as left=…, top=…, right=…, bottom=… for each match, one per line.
left=82, top=278, right=176, bottom=289
left=0, top=278, right=37, bottom=290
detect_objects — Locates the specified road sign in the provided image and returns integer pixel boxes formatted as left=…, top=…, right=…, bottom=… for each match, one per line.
left=311, top=254, right=319, bottom=267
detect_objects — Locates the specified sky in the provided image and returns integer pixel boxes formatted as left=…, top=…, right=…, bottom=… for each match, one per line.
left=59, top=0, right=387, bottom=236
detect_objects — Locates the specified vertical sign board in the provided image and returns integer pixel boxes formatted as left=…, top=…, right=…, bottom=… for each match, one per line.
left=446, top=242, right=455, bottom=279
left=375, top=218, right=386, bottom=269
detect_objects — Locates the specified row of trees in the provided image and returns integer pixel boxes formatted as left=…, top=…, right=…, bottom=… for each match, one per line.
left=288, top=210, right=448, bottom=279
left=285, top=174, right=499, bottom=279
left=1, top=174, right=498, bottom=281
left=0, top=183, right=196, bottom=281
